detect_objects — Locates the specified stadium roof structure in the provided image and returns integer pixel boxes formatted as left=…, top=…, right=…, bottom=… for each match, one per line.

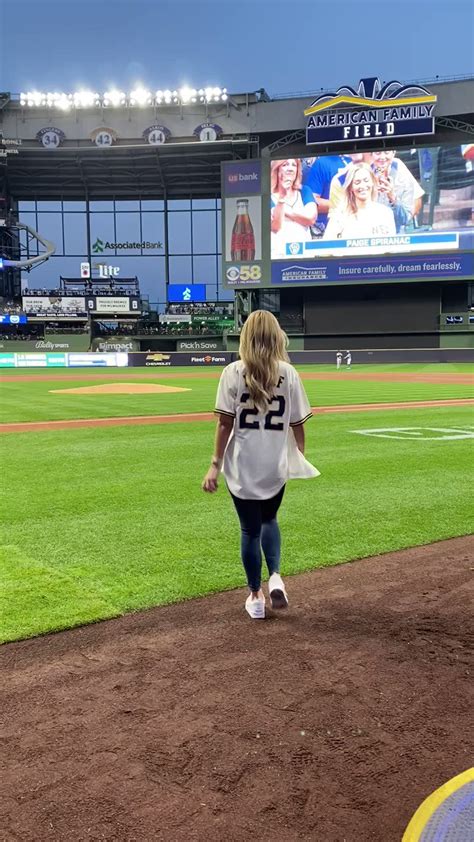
left=0, top=78, right=473, bottom=201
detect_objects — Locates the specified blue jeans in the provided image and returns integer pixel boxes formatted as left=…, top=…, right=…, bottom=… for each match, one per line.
left=230, top=486, right=285, bottom=592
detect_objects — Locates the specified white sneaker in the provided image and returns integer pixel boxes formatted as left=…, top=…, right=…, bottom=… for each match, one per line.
left=245, top=594, right=266, bottom=619
left=269, top=573, right=289, bottom=610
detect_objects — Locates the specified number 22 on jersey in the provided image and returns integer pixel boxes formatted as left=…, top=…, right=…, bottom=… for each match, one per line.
left=239, top=393, right=285, bottom=431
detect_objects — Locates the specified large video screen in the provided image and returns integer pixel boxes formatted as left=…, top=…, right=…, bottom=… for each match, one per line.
left=270, top=144, right=473, bottom=265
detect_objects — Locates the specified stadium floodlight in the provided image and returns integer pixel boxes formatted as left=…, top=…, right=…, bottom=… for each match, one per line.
left=196, top=86, right=227, bottom=103
left=103, top=89, right=126, bottom=107
left=73, top=90, right=97, bottom=108
left=129, top=87, right=152, bottom=106
left=16, top=85, right=228, bottom=108
left=50, top=92, right=72, bottom=111
left=26, top=91, right=46, bottom=107
left=179, top=86, right=195, bottom=104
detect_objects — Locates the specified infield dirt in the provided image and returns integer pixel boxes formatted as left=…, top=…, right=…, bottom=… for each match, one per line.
left=1, top=536, right=473, bottom=841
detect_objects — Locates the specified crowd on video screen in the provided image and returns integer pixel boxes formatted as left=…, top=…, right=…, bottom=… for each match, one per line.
left=270, top=144, right=474, bottom=258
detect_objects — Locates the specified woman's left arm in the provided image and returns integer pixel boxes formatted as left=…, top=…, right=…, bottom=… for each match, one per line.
left=285, top=201, right=318, bottom=226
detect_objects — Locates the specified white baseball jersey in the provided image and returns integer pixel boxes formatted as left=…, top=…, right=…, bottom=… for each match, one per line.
left=214, top=360, right=313, bottom=500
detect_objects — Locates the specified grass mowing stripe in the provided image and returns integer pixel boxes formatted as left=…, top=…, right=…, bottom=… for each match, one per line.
left=1, top=405, right=473, bottom=642
left=1, top=368, right=473, bottom=423
left=0, top=546, right=120, bottom=643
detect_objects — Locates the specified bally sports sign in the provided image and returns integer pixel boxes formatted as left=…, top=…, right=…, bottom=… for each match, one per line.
left=305, top=77, right=437, bottom=144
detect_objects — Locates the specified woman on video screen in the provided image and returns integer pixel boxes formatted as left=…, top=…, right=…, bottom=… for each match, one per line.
left=271, top=159, right=317, bottom=258
left=324, top=163, right=396, bottom=240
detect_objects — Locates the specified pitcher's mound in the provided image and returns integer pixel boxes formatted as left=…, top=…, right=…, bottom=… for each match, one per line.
left=49, top=383, right=191, bottom=395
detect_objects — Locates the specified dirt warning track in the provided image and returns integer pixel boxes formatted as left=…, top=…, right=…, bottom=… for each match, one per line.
left=1, top=371, right=473, bottom=385
left=1, top=536, right=472, bottom=841
left=1, top=399, right=472, bottom=434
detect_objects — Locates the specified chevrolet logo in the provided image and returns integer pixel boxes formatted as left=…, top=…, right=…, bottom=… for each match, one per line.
left=146, top=353, right=171, bottom=362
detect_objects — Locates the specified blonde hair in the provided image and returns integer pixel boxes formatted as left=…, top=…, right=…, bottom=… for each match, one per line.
left=342, top=163, right=378, bottom=215
left=239, top=310, right=289, bottom=412
left=271, top=159, right=303, bottom=193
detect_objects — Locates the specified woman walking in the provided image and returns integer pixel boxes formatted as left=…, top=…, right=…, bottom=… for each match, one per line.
left=202, top=310, right=318, bottom=619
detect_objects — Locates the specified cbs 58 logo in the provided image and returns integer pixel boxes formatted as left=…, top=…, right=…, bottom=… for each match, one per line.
left=226, top=264, right=262, bottom=282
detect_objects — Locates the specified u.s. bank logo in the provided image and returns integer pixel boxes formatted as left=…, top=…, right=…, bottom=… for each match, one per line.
left=305, top=77, right=437, bottom=145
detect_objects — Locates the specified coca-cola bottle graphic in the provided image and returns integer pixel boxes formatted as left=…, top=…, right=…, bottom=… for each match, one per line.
left=231, top=199, right=256, bottom=260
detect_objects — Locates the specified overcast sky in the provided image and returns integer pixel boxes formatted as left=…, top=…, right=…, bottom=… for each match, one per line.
left=1, top=0, right=473, bottom=97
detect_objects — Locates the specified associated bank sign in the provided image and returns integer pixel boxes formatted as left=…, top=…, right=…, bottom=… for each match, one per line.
left=92, top=237, right=163, bottom=254
left=305, top=77, right=437, bottom=144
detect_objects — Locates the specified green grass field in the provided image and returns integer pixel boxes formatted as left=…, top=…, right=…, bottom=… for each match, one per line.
left=1, top=363, right=473, bottom=423
left=1, top=364, right=473, bottom=643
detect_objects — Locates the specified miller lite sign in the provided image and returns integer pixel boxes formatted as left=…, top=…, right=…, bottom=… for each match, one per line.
left=305, top=77, right=437, bottom=145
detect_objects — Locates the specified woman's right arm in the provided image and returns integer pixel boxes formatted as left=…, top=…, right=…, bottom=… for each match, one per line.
left=323, top=213, right=343, bottom=239
left=292, top=423, right=305, bottom=454
left=271, top=200, right=286, bottom=233
left=202, top=414, right=234, bottom=493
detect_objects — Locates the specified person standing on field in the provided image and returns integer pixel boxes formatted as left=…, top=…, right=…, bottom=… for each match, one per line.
left=336, top=351, right=343, bottom=370
left=202, top=310, right=319, bottom=620
left=344, top=350, right=352, bottom=369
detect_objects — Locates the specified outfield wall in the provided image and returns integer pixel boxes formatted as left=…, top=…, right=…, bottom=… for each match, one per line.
left=1, top=349, right=473, bottom=368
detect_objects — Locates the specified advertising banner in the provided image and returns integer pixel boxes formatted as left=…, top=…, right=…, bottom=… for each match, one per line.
left=271, top=252, right=474, bottom=286
left=0, top=352, right=130, bottom=368
left=222, top=160, right=264, bottom=290
left=0, top=335, right=90, bottom=352
left=304, top=77, right=437, bottom=145
left=13, top=353, right=68, bottom=367
left=22, top=296, right=86, bottom=314
left=177, top=340, right=224, bottom=351
left=128, top=352, right=234, bottom=367
left=167, top=284, right=206, bottom=303
left=0, top=353, right=16, bottom=367
left=68, top=352, right=128, bottom=367
left=91, top=297, right=131, bottom=313
left=92, top=338, right=140, bottom=352
left=159, top=314, right=192, bottom=323
left=223, top=160, right=262, bottom=196
left=224, top=197, right=262, bottom=262
left=0, top=314, right=27, bottom=324
left=222, top=160, right=263, bottom=288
